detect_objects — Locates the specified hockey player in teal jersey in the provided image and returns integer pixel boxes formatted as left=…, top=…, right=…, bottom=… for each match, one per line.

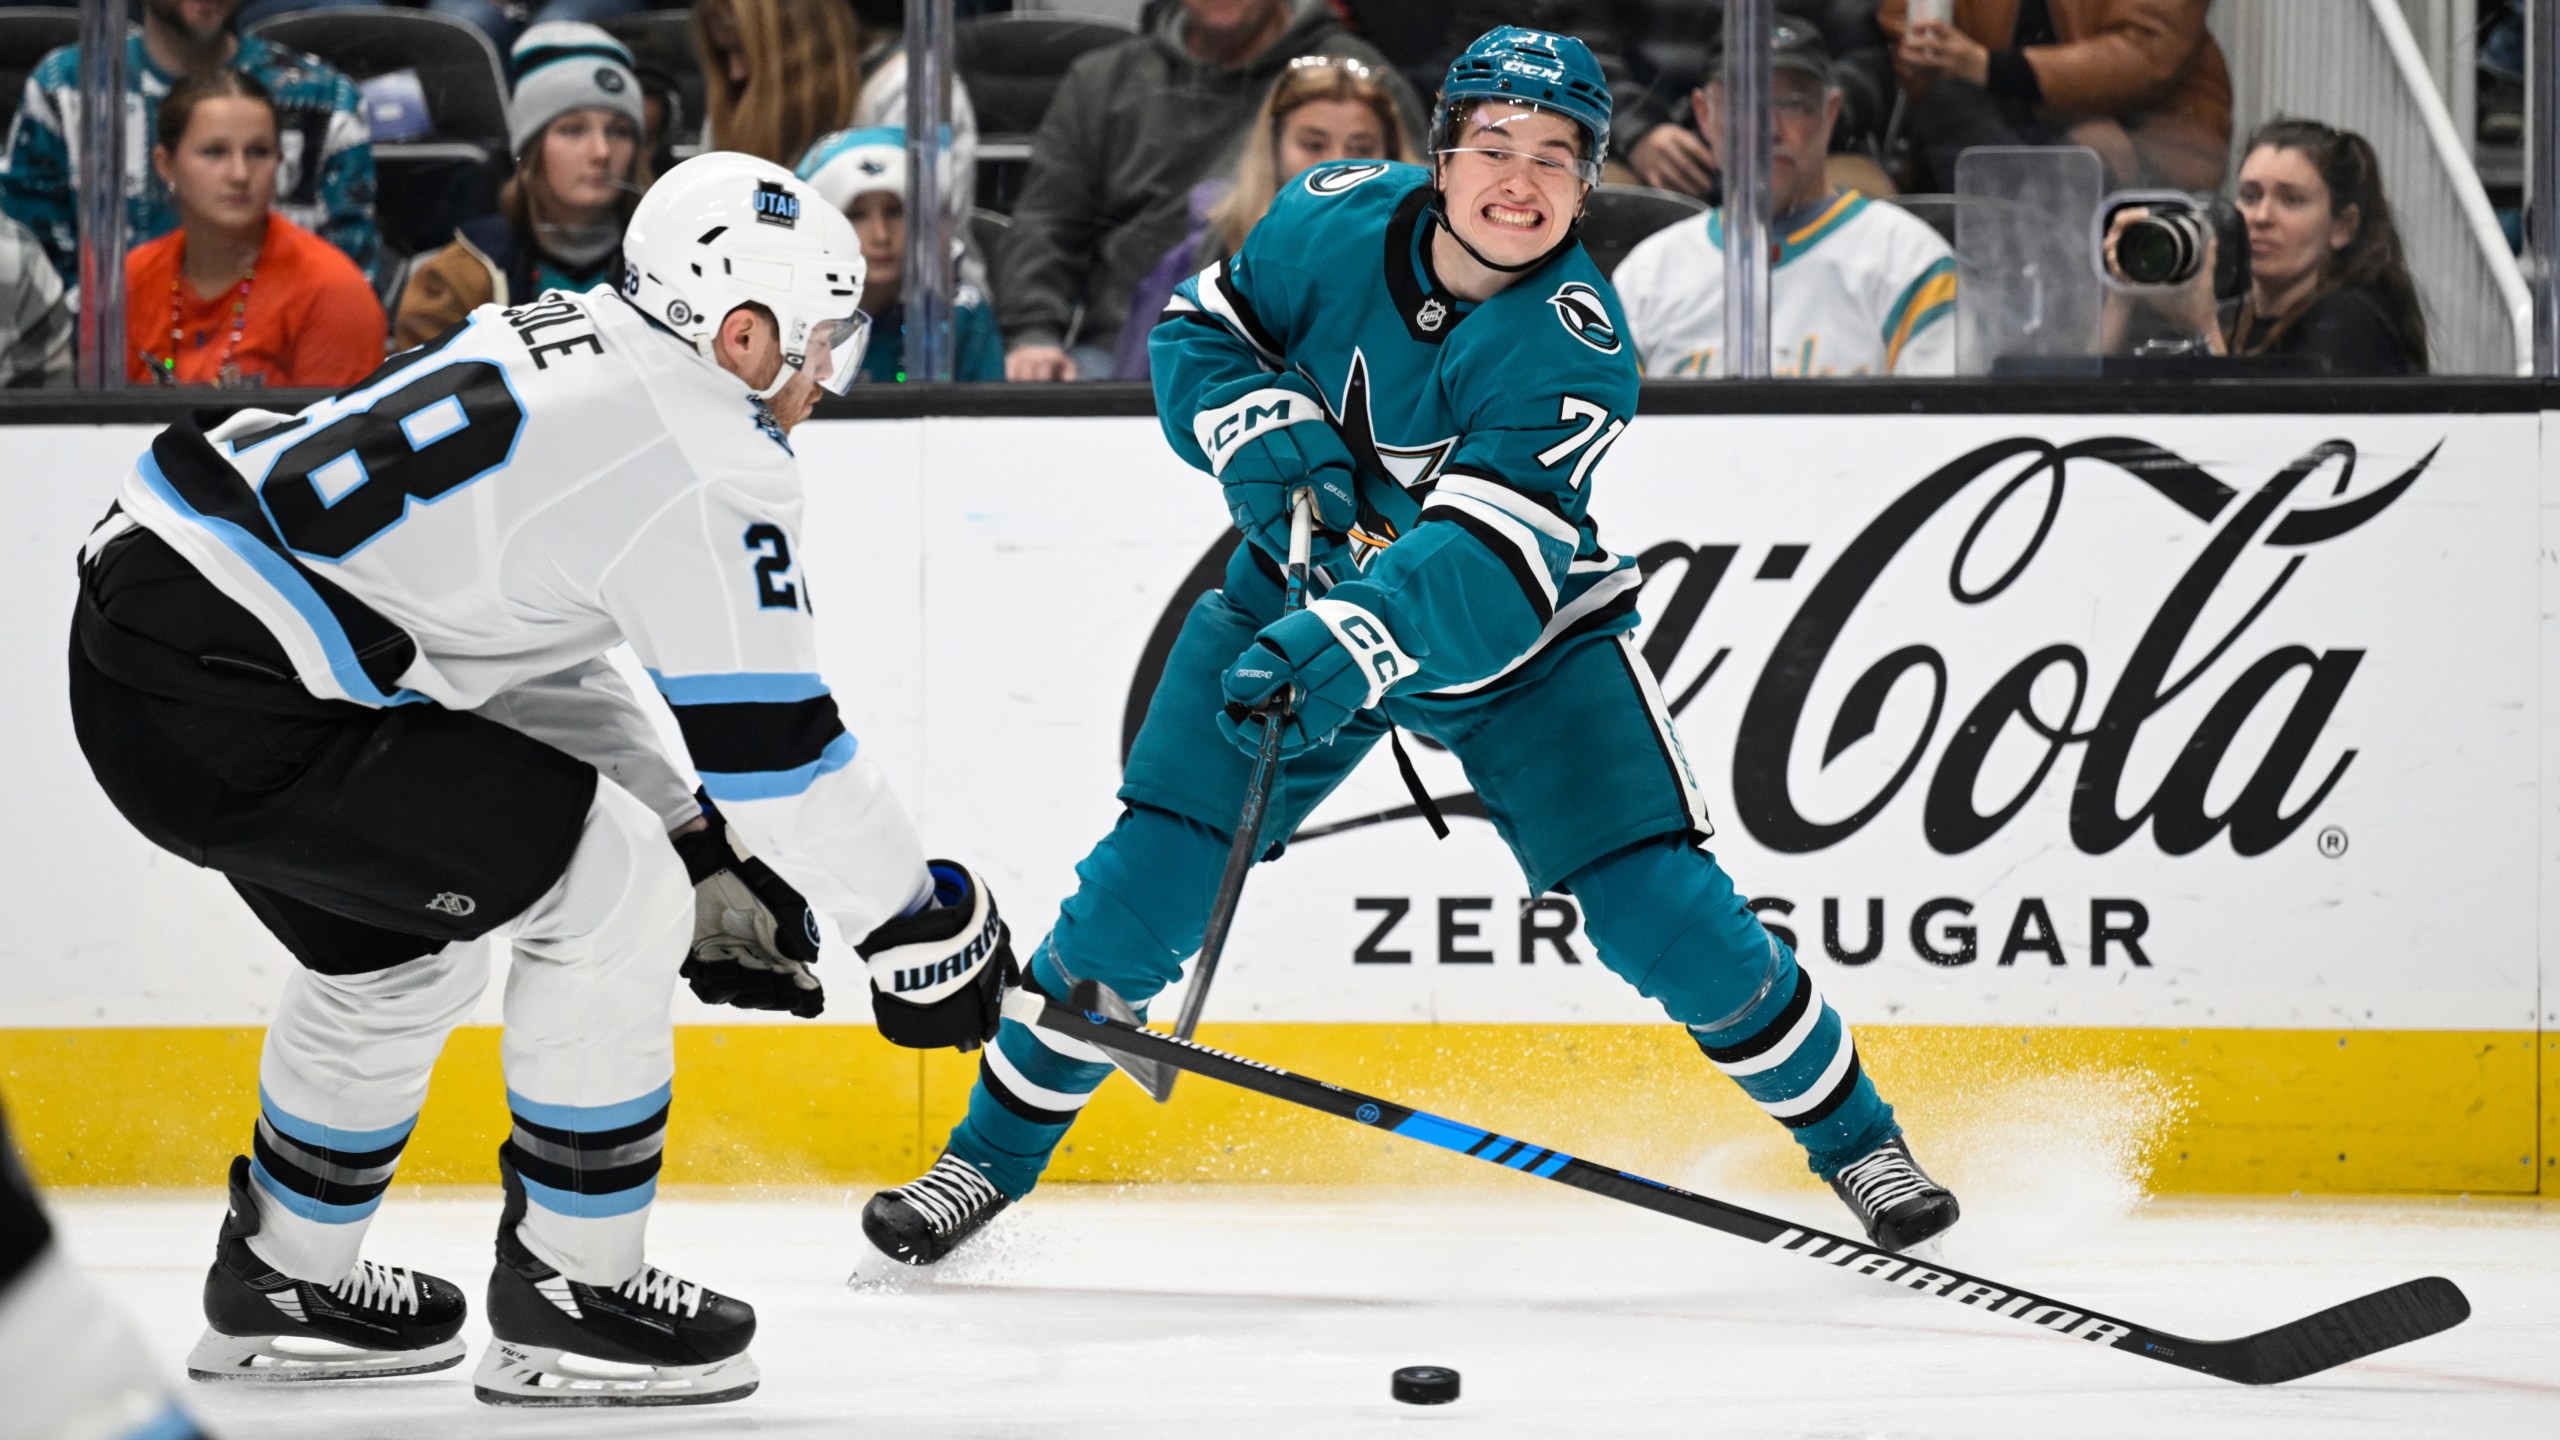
left=860, top=26, right=1960, bottom=1266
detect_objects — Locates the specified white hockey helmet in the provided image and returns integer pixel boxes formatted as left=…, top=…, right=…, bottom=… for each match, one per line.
left=622, top=151, right=871, bottom=397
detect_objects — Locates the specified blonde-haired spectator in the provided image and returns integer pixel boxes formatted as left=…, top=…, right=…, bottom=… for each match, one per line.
left=1115, top=53, right=1419, bottom=382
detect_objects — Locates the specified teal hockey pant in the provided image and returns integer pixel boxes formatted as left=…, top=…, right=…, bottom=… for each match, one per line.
left=945, top=561, right=1898, bottom=1198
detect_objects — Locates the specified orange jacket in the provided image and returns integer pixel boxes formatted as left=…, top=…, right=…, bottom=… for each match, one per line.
left=1879, top=0, right=2231, bottom=189
left=127, top=213, right=385, bottom=388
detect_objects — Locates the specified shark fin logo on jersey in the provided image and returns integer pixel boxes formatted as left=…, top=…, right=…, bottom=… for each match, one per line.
left=1547, top=282, right=1620, bottom=354
left=752, top=180, right=800, bottom=228
left=1306, top=161, right=1391, bottom=196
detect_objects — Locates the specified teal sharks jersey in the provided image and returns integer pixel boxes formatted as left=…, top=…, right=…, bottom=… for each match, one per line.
left=1153, top=160, right=1641, bottom=697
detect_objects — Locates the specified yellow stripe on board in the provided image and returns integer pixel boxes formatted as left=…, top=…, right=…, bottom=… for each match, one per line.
left=0, top=1025, right=2543, bottom=1196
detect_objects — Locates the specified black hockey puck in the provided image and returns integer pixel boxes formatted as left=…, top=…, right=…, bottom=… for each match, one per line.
left=1391, top=1365, right=1460, bottom=1405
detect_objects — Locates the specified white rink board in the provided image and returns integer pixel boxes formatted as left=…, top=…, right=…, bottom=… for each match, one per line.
left=1, top=410, right=2546, bottom=1033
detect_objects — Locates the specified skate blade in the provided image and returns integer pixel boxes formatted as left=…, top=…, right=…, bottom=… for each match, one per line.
left=186, top=1327, right=465, bottom=1383
left=844, top=1239, right=946, bottom=1292
left=471, top=1338, right=759, bottom=1407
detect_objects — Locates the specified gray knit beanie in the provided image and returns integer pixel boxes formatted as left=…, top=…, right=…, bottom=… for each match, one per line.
left=508, top=22, right=646, bottom=157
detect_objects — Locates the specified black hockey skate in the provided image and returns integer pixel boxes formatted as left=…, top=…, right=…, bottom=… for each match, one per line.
left=1828, top=1136, right=1961, bottom=1255
left=474, top=1154, right=758, bottom=1407
left=186, top=1155, right=467, bottom=1383
left=858, top=1152, right=1010, bottom=1269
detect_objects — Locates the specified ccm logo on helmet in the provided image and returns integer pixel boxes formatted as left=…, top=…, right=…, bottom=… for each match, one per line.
left=1547, top=282, right=1620, bottom=354
left=752, top=180, right=800, bottom=229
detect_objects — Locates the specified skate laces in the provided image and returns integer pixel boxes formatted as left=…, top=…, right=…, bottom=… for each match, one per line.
left=1835, top=1141, right=1938, bottom=1219
left=617, top=1265, right=705, bottom=1318
left=329, top=1260, right=421, bottom=1315
left=895, top=1154, right=1001, bottom=1236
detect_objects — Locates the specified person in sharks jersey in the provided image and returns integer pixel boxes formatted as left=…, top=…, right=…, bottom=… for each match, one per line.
left=856, top=25, right=1964, bottom=1274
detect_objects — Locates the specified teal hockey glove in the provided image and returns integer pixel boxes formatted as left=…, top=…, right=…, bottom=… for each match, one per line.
left=1208, top=403, right=1359, bottom=566
left=1218, top=599, right=1424, bottom=759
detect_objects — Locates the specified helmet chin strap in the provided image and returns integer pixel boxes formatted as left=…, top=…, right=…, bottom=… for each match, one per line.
left=1427, top=189, right=1583, bottom=276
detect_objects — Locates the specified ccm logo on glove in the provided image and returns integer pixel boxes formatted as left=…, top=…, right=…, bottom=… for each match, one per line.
left=1196, top=388, right=1317, bottom=474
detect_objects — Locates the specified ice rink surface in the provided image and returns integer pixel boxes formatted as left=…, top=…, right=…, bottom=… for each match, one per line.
left=53, top=1172, right=2559, bottom=1439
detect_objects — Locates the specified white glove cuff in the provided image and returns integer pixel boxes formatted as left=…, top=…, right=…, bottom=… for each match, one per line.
left=1306, top=597, right=1419, bottom=707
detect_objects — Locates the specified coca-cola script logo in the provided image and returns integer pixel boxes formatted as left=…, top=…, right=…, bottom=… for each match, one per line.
left=1124, top=434, right=2432, bottom=858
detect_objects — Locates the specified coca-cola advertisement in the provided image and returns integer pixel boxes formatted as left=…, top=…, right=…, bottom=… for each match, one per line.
left=906, top=411, right=2543, bottom=1035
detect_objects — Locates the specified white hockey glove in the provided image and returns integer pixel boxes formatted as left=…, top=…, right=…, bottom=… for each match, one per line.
left=856, top=860, right=1016, bottom=1051
left=672, top=805, right=826, bottom=1019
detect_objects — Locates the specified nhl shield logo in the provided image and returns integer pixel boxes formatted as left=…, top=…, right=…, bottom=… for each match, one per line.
left=426, top=891, right=477, bottom=918
left=1416, top=296, right=1448, bottom=332
left=1546, top=281, right=1620, bottom=354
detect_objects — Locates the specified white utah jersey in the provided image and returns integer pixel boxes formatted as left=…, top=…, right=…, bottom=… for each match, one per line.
left=109, top=286, right=931, bottom=938
left=1614, top=191, right=1957, bottom=378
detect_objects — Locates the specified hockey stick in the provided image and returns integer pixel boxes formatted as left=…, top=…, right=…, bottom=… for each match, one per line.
left=1009, top=982, right=2470, bottom=1385
left=1135, top=488, right=1316, bottom=1104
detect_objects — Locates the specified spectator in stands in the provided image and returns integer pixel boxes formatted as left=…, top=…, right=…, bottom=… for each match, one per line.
left=393, top=24, right=653, bottom=350
left=0, top=214, right=72, bottom=388
left=845, top=0, right=980, bottom=226
left=798, top=125, right=1003, bottom=383
left=1615, top=18, right=1953, bottom=376
left=999, top=0, right=1419, bottom=382
left=690, top=0, right=979, bottom=224
left=1, top=0, right=378, bottom=289
left=127, top=71, right=384, bottom=388
left=1879, top=0, right=2228, bottom=192
left=1113, top=54, right=1418, bottom=383
left=2106, top=118, right=2426, bottom=375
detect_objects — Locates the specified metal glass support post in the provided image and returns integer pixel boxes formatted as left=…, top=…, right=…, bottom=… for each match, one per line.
left=74, top=0, right=127, bottom=390
left=905, top=0, right=957, bottom=383
left=2533, top=0, right=2557, bottom=373
left=1721, top=0, right=1775, bottom=378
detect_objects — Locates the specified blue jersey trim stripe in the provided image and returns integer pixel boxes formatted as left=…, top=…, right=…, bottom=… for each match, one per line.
left=257, top=1084, right=419, bottom=1152
left=504, top=1081, right=675, bottom=1133
left=647, top=669, right=833, bottom=706
left=248, top=1157, right=384, bottom=1224
left=136, top=452, right=422, bottom=708
left=518, top=1171, right=659, bottom=1219
left=697, top=730, right=859, bottom=802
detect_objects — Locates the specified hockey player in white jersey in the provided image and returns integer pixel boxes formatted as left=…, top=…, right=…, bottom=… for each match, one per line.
left=66, top=152, right=1014, bottom=1407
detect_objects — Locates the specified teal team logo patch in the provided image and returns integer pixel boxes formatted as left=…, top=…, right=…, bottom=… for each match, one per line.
left=1546, top=282, right=1619, bottom=354
left=1306, top=161, right=1391, bottom=196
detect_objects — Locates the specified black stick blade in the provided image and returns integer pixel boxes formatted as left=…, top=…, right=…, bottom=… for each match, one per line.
left=2212, top=1276, right=2471, bottom=1385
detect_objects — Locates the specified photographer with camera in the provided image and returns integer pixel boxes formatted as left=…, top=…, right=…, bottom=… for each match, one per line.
left=2103, top=118, right=2425, bottom=375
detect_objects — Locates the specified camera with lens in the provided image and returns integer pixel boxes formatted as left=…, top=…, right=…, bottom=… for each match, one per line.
left=2097, top=192, right=2248, bottom=300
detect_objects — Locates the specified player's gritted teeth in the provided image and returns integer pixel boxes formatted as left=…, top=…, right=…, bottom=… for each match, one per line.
left=1485, top=202, right=1545, bottom=230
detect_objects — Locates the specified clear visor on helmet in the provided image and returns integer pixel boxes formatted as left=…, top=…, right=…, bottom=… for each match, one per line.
left=798, top=311, right=873, bottom=396
left=1436, top=104, right=1602, bottom=185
